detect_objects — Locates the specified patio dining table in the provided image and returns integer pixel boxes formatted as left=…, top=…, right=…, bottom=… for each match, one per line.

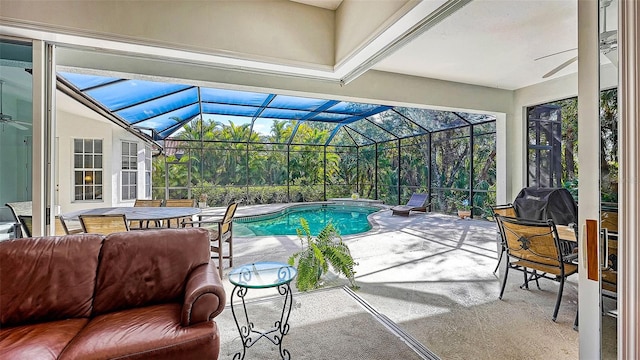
left=556, top=224, right=577, bottom=243
left=62, top=207, right=201, bottom=228
left=555, top=224, right=579, bottom=266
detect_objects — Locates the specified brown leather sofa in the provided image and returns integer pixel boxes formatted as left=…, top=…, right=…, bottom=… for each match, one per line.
left=0, top=228, right=226, bottom=359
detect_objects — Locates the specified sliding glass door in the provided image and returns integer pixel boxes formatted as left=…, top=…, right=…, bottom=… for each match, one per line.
left=0, top=39, right=33, bottom=239
left=599, top=0, right=618, bottom=357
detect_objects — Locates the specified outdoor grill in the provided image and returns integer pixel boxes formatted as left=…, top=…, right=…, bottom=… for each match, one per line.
left=513, top=187, right=578, bottom=226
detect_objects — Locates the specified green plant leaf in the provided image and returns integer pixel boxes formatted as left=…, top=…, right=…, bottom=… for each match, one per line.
left=289, top=217, right=358, bottom=291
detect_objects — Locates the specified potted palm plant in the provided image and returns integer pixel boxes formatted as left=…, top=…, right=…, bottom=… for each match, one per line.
left=198, top=193, right=208, bottom=208
left=193, top=182, right=213, bottom=208
left=457, top=199, right=472, bottom=219
left=288, top=218, right=358, bottom=292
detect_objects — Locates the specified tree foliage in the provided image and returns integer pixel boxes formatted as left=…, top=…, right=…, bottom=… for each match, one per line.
left=542, top=88, right=618, bottom=203
left=153, top=117, right=498, bottom=216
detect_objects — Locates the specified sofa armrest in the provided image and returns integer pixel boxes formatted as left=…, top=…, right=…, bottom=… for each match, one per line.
left=181, top=262, right=226, bottom=327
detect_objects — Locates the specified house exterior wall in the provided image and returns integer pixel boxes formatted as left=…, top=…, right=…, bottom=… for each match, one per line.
left=56, top=105, right=150, bottom=215
left=109, top=129, right=150, bottom=207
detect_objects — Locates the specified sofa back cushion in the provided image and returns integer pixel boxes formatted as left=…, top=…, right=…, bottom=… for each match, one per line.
left=0, top=234, right=104, bottom=326
left=92, top=228, right=210, bottom=315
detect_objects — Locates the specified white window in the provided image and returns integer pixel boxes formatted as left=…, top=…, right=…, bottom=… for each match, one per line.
left=122, top=141, right=138, bottom=201
left=73, top=139, right=103, bottom=201
left=145, top=145, right=152, bottom=198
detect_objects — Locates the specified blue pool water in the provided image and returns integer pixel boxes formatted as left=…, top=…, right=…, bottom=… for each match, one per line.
left=234, top=205, right=380, bottom=237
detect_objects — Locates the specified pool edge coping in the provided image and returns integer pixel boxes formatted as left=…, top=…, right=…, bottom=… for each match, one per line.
left=232, top=201, right=389, bottom=237
left=234, top=201, right=387, bottom=221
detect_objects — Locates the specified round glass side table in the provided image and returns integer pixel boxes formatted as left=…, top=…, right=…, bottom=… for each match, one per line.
left=228, top=261, right=297, bottom=360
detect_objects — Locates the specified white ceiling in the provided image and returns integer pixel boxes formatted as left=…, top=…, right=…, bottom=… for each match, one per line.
left=290, top=0, right=343, bottom=10
left=285, top=0, right=587, bottom=91
left=372, top=0, right=578, bottom=90
left=1, top=0, right=614, bottom=95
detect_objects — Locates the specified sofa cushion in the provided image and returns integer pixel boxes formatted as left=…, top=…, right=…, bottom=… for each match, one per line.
left=0, top=318, right=89, bottom=360
left=0, top=234, right=103, bottom=326
left=59, top=303, right=220, bottom=360
left=92, top=228, right=210, bottom=315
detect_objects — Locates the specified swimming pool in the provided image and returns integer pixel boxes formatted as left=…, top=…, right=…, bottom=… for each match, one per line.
left=234, top=204, right=381, bottom=237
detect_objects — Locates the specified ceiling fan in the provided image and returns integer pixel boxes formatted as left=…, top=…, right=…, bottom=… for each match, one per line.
left=539, top=0, right=618, bottom=79
left=0, top=80, right=32, bottom=131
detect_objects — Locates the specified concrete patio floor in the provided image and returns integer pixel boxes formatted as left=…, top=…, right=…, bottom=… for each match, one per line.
left=214, top=204, right=581, bottom=359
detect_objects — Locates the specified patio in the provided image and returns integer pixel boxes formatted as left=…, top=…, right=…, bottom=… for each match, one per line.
left=213, top=205, right=583, bottom=359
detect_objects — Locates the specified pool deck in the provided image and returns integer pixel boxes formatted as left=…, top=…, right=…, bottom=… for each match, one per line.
left=216, top=209, right=580, bottom=360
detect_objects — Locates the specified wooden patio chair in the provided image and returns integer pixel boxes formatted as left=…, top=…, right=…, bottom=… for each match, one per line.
left=131, top=199, right=164, bottom=229
left=56, top=216, right=83, bottom=235
left=17, top=215, right=33, bottom=237
left=390, top=193, right=429, bottom=216
left=5, top=201, right=32, bottom=237
left=602, top=247, right=618, bottom=295
left=182, top=201, right=238, bottom=279
left=601, top=210, right=618, bottom=296
left=164, top=199, right=197, bottom=228
left=18, top=215, right=81, bottom=237
left=496, top=214, right=578, bottom=321
left=491, top=203, right=517, bottom=274
left=79, top=214, right=130, bottom=235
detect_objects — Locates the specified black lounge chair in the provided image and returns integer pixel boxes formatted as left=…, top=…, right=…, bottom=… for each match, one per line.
left=391, top=193, right=429, bottom=216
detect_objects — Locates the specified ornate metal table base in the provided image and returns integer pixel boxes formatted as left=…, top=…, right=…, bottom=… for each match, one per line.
left=228, top=262, right=297, bottom=360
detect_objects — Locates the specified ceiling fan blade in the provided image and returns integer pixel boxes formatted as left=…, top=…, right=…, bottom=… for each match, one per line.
left=534, top=48, right=577, bottom=62
left=542, top=56, right=578, bottom=79
left=604, top=50, right=618, bottom=68
left=12, top=120, right=32, bottom=126
left=600, top=29, right=617, bottom=41
left=7, top=122, right=28, bottom=130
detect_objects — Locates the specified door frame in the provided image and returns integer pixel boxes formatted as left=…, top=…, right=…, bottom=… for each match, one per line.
left=618, top=0, right=640, bottom=357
